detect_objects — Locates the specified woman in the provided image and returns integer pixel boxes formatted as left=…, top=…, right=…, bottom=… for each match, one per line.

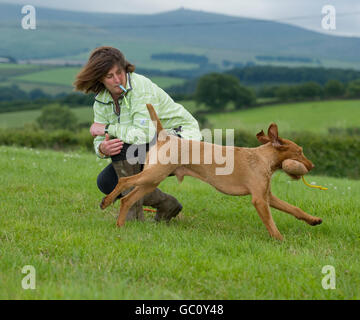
left=74, top=46, right=202, bottom=222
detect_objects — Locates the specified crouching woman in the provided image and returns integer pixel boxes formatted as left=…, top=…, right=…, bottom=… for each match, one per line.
left=74, top=46, right=202, bottom=222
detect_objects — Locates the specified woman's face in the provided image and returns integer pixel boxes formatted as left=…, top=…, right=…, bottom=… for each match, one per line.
left=102, top=64, right=127, bottom=97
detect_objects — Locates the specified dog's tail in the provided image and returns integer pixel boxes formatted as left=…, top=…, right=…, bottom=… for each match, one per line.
left=146, top=104, right=165, bottom=136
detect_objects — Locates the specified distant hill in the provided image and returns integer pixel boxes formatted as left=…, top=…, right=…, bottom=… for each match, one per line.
left=1, top=3, right=360, bottom=70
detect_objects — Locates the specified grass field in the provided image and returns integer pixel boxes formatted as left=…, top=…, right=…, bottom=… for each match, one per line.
left=207, top=99, right=360, bottom=134
left=1, top=145, right=359, bottom=299
left=0, top=80, right=72, bottom=96
left=13, top=67, right=81, bottom=87
left=0, top=106, right=92, bottom=128
left=0, top=63, right=41, bottom=70
left=1, top=100, right=359, bottom=136
left=1, top=64, right=186, bottom=95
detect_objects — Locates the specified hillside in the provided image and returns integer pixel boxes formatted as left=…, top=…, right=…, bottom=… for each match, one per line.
left=206, top=99, right=360, bottom=134
left=1, top=99, right=359, bottom=135
left=1, top=3, right=360, bottom=70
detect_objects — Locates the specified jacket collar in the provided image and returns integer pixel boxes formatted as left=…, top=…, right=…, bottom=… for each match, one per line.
left=95, top=72, right=133, bottom=105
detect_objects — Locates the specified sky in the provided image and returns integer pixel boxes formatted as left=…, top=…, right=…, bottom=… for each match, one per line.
left=1, top=0, right=360, bottom=37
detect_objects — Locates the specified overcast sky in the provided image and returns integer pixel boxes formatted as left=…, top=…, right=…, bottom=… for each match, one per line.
left=2, top=0, right=360, bottom=36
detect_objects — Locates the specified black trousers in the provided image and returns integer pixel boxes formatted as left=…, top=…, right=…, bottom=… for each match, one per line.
left=97, top=163, right=119, bottom=195
left=97, top=163, right=145, bottom=195
left=96, top=140, right=149, bottom=195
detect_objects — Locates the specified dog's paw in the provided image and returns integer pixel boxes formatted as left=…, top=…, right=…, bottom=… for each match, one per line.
left=309, top=217, right=322, bottom=226
left=116, top=220, right=125, bottom=228
left=100, top=197, right=111, bottom=210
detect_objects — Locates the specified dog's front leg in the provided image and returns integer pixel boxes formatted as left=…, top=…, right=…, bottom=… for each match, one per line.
left=116, top=185, right=158, bottom=227
left=100, top=175, right=141, bottom=210
left=252, top=195, right=283, bottom=241
left=269, top=194, right=322, bottom=226
left=100, top=178, right=127, bottom=210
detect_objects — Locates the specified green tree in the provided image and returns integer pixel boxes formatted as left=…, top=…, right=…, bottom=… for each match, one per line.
left=0, top=85, right=28, bottom=102
left=195, top=73, right=255, bottom=110
left=275, top=85, right=300, bottom=101
left=29, top=88, right=48, bottom=100
left=324, top=80, right=345, bottom=98
left=234, top=86, right=256, bottom=109
left=346, top=79, right=360, bottom=98
left=37, top=104, right=78, bottom=131
left=297, top=81, right=323, bottom=99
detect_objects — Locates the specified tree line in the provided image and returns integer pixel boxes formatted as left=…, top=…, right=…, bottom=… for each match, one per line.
left=258, top=79, right=360, bottom=101
left=190, top=74, right=360, bottom=111
left=227, top=65, right=360, bottom=85
left=151, top=53, right=209, bottom=65
left=0, top=85, right=94, bottom=113
left=1, top=65, right=360, bottom=114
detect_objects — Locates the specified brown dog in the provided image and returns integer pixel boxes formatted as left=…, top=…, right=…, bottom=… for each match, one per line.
left=100, top=104, right=322, bottom=240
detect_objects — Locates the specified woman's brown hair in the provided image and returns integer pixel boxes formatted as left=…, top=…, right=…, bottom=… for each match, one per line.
left=73, top=46, right=135, bottom=94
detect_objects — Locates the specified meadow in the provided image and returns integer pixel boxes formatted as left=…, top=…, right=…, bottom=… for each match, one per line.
left=0, top=145, right=359, bottom=299
left=12, top=67, right=186, bottom=89
left=0, top=63, right=187, bottom=96
left=0, top=106, right=91, bottom=128
left=1, top=99, right=360, bottom=136
left=206, top=99, right=360, bottom=134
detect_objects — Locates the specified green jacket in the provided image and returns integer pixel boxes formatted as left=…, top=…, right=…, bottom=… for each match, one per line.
left=93, top=72, right=202, bottom=158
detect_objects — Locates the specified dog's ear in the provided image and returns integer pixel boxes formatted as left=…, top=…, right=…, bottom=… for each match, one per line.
left=256, top=130, right=270, bottom=144
left=268, top=123, right=283, bottom=147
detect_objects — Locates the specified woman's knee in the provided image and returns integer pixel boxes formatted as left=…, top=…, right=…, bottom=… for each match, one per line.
left=97, top=163, right=118, bottom=195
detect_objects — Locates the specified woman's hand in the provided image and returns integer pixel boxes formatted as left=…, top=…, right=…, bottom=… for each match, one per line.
left=90, top=122, right=107, bottom=137
left=99, top=134, right=123, bottom=156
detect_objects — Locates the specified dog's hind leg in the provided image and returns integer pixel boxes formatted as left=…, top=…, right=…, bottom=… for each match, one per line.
left=116, top=184, right=158, bottom=227
left=269, top=194, right=322, bottom=226
left=101, top=166, right=175, bottom=210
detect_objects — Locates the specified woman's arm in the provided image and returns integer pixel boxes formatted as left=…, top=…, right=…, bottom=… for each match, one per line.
left=106, top=104, right=157, bottom=145
left=92, top=102, right=123, bottom=158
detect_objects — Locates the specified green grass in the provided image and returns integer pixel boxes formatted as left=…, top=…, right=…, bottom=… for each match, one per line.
left=0, top=63, right=41, bottom=70
left=150, top=76, right=186, bottom=88
left=0, top=106, right=92, bottom=128
left=8, top=65, right=186, bottom=91
left=0, top=80, right=73, bottom=95
left=58, top=42, right=200, bottom=72
left=1, top=99, right=359, bottom=136
left=0, top=102, right=197, bottom=129
left=0, top=145, right=359, bottom=299
left=12, top=67, right=82, bottom=87
left=206, top=99, right=360, bottom=134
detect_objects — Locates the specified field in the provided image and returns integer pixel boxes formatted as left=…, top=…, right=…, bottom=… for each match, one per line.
left=0, top=106, right=92, bottom=128
left=12, top=68, right=186, bottom=88
left=0, top=145, right=360, bottom=299
left=0, top=63, right=186, bottom=95
left=206, top=100, right=360, bottom=134
left=1, top=100, right=360, bottom=136
left=13, top=67, right=82, bottom=87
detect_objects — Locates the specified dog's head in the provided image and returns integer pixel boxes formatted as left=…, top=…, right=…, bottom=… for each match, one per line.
left=256, top=123, right=315, bottom=180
